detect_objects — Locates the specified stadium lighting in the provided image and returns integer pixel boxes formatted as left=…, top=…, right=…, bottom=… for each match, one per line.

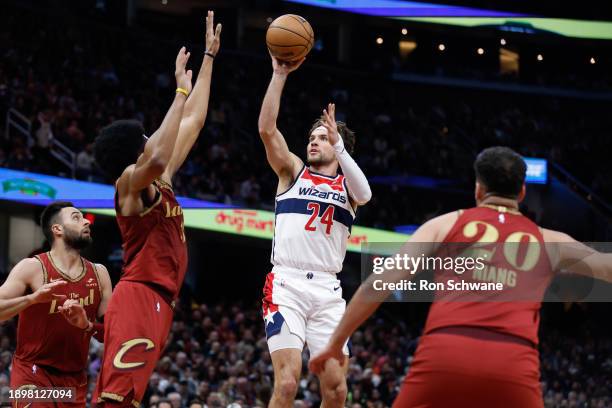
left=500, top=38, right=506, bottom=45
left=537, top=54, right=543, bottom=61
left=477, top=47, right=484, bottom=55
left=438, top=43, right=446, bottom=51
left=376, top=37, right=384, bottom=45
left=590, top=57, right=596, bottom=64
left=401, top=28, right=408, bottom=35
left=161, top=0, right=168, bottom=4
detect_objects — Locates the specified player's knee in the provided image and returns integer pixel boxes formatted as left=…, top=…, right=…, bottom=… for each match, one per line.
left=322, top=380, right=348, bottom=404
left=274, top=376, right=299, bottom=400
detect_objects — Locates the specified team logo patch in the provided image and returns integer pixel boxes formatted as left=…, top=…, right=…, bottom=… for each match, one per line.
left=264, top=310, right=285, bottom=339
left=113, top=338, right=155, bottom=369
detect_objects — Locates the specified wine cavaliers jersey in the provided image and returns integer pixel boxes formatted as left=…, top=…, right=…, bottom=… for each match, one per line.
left=423, top=205, right=555, bottom=345
left=272, top=166, right=355, bottom=273
left=14, top=252, right=101, bottom=372
left=115, top=179, right=188, bottom=302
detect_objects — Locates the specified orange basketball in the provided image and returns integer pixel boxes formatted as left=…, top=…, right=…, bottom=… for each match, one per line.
left=266, top=14, right=314, bottom=62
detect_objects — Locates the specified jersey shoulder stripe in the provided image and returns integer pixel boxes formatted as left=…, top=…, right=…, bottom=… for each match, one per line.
left=300, top=169, right=345, bottom=190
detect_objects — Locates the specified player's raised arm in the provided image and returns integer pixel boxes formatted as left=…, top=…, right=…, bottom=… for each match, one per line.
left=258, top=56, right=305, bottom=182
left=543, top=229, right=612, bottom=283
left=94, top=264, right=113, bottom=318
left=164, top=11, right=222, bottom=180
left=309, top=212, right=454, bottom=374
left=322, top=103, right=372, bottom=206
left=0, top=258, right=66, bottom=321
left=123, top=47, right=193, bottom=192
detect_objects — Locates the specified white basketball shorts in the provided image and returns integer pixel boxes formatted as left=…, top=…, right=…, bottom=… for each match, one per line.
left=262, top=265, right=349, bottom=359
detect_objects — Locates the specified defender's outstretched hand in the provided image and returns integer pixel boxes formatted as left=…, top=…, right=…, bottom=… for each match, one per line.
left=271, top=55, right=306, bottom=76
left=322, top=102, right=340, bottom=146
left=175, top=46, right=193, bottom=93
left=309, top=343, right=345, bottom=375
left=206, top=10, right=222, bottom=56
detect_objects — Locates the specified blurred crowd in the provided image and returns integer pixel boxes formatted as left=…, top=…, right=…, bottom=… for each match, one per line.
left=0, top=4, right=611, bottom=408
left=1, top=4, right=612, bottom=233
left=1, top=301, right=610, bottom=408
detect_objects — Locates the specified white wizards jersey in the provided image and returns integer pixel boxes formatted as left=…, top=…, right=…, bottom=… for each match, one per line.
left=271, top=166, right=356, bottom=273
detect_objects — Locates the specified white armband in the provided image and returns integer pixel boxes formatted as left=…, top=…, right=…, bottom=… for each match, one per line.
left=333, top=137, right=371, bottom=205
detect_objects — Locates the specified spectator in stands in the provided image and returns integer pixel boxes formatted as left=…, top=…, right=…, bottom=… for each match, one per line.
left=5, top=142, right=31, bottom=171
left=188, top=400, right=204, bottom=408
left=157, top=399, right=172, bottom=408
left=167, top=392, right=182, bottom=408
left=34, top=110, right=53, bottom=152
left=64, top=119, right=85, bottom=149
left=149, top=394, right=161, bottom=406
left=239, top=175, right=260, bottom=207
left=76, top=142, right=96, bottom=180
left=205, top=393, right=226, bottom=408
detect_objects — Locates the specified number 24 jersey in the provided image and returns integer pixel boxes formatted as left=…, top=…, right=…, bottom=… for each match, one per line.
left=272, top=166, right=356, bottom=273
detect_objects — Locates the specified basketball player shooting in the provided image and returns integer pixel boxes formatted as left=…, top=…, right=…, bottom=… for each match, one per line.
left=92, top=12, right=221, bottom=407
left=310, top=147, right=612, bottom=407
left=0, top=201, right=112, bottom=407
left=258, top=54, right=372, bottom=408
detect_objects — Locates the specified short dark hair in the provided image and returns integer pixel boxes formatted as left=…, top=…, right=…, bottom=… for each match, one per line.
left=309, top=117, right=356, bottom=154
left=40, top=201, right=74, bottom=243
left=94, top=119, right=145, bottom=181
left=474, top=146, right=527, bottom=198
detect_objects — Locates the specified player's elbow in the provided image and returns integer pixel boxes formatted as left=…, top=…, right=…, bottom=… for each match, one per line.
left=183, top=115, right=206, bottom=133
left=258, top=125, right=274, bottom=139
left=147, top=154, right=169, bottom=176
left=258, top=116, right=277, bottom=137
left=352, top=187, right=372, bottom=206
left=0, top=308, right=12, bottom=322
left=257, top=123, right=272, bottom=136
left=361, top=188, right=373, bottom=204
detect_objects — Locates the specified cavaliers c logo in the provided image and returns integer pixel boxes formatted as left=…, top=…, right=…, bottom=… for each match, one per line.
left=113, top=338, right=155, bottom=369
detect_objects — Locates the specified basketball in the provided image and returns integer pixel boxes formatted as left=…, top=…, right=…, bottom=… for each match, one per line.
left=266, top=14, right=314, bottom=62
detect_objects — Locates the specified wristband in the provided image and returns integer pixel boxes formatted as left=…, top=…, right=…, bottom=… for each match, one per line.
left=205, top=51, right=216, bottom=59
left=176, top=87, right=189, bottom=97
left=333, top=137, right=346, bottom=155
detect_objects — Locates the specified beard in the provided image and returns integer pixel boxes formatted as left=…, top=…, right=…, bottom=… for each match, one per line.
left=307, top=153, right=333, bottom=166
left=64, top=229, right=93, bottom=250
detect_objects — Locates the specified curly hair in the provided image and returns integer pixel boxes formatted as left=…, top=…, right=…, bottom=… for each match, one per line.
left=309, top=117, right=356, bottom=154
left=94, top=119, right=145, bottom=181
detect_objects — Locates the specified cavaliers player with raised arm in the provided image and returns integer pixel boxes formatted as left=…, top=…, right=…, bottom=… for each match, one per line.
left=92, top=13, right=221, bottom=407
left=310, top=146, right=612, bottom=407
left=0, top=201, right=112, bottom=407
left=258, top=55, right=371, bottom=408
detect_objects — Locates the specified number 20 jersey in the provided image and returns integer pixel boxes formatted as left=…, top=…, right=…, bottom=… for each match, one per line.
left=271, top=166, right=356, bottom=273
